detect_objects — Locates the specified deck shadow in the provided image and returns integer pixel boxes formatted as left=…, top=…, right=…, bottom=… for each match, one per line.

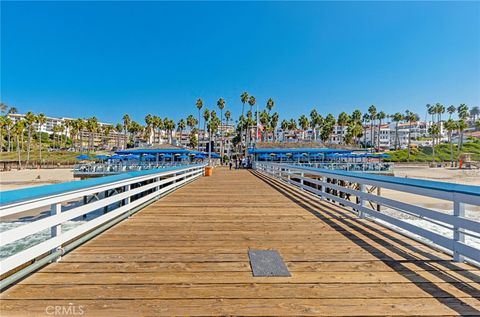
left=252, top=170, right=480, bottom=315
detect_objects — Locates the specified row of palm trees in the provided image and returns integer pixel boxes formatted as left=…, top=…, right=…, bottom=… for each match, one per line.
left=1, top=99, right=477, bottom=164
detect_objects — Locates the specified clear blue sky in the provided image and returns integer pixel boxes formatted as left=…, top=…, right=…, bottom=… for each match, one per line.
left=2, top=1, right=479, bottom=124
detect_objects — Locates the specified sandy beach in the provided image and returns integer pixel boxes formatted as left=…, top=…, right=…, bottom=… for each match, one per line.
left=0, top=168, right=76, bottom=191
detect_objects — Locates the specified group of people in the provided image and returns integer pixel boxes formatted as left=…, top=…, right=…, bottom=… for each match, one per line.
left=228, top=157, right=251, bottom=170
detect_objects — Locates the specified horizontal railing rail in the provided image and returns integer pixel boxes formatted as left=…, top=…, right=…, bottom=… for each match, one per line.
left=254, top=162, right=480, bottom=266
left=0, top=164, right=206, bottom=276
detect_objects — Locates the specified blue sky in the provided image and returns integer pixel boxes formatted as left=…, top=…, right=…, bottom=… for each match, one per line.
left=1, top=1, right=479, bottom=124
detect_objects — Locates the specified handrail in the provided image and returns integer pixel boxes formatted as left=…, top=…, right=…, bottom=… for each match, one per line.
left=254, top=162, right=480, bottom=266
left=0, top=164, right=206, bottom=276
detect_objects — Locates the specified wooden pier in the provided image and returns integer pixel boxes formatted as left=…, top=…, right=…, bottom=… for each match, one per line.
left=1, top=168, right=479, bottom=316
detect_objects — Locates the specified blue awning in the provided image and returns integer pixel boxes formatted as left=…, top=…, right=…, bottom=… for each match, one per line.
left=76, top=154, right=91, bottom=160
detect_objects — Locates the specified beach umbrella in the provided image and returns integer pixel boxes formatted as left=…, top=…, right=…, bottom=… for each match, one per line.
left=126, top=154, right=140, bottom=160
left=143, top=154, right=156, bottom=160
left=76, top=154, right=91, bottom=160
left=109, top=155, right=124, bottom=160
left=163, top=154, right=173, bottom=159
left=179, top=154, right=189, bottom=160
left=259, top=154, right=271, bottom=160
left=194, top=154, right=206, bottom=159
left=95, top=155, right=109, bottom=160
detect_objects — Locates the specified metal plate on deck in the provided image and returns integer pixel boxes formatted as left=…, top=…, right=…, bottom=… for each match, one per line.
left=248, top=249, right=291, bottom=277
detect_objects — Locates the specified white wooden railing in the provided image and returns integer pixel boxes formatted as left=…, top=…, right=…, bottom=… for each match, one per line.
left=0, top=164, right=206, bottom=276
left=255, top=162, right=480, bottom=265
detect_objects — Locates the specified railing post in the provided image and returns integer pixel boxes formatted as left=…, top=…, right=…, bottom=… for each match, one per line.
left=50, top=202, right=62, bottom=259
left=358, top=183, right=365, bottom=218
left=453, top=201, right=465, bottom=262
left=300, top=172, right=304, bottom=191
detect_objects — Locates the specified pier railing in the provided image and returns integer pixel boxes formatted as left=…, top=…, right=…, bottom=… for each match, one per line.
left=254, top=162, right=480, bottom=265
left=0, top=164, right=206, bottom=279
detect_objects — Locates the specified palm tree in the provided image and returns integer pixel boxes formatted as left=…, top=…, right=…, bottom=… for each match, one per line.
left=428, top=123, right=440, bottom=162
left=447, top=105, right=456, bottom=119
left=266, top=98, right=275, bottom=116
left=37, top=113, right=46, bottom=161
left=240, top=92, right=249, bottom=149
left=224, top=110, right=231, bottom=129
left=444, top=119, right=457, bottom=166
left=86, top=117, right=99, bottom=151
left=270, top=112, right=279, bottom=142
left=5, top=116, right=13, bottom=152
left=122, top=114, right=131, bottom=149
left=470, top=106, right=479, bottom=123
left=8, top=107, right=18, bottom=114
left=0, top=102, right=7, bottom=113
left=152, top=116, right=162, bottom=144
left=103, top=125, right=113, bottom=149
left=405, top=111, right=419, bottom=161
left=310, top=109, right=318, bottom=141
left=24, top=111, right=36, bottom=164
left=144, top=114, right=153, bottom=144
left=13, top=120, right=25, bottom=167
left=248, top=96, right=256, bottom=145
left=376, top=111, right=386, bottom=151
left=337, top=112, right=349, bottom=145
left=391, top=112, right=404, bottom=150
left=177, top=119, right=186, bottom=143
left=115, top=123, right=123, bottom=148
left=0, top=116, right=5, bottom=152
left=457, top=119, right=467, bottom=150
left=457, top=104, right=469, bottom=120
left=202, top=109, right=210, bottom=149
left=196, top=99, right=203, bottom=149
left=281, top=119, right=289, bottom=141
left=76, top=118, right=85, bottom=150
left=217, top=98, right=226, bottom=158
left=361, top=113, right=369, bottom=148
left=298, top=115, right=309, bottom=140
left=368, top=105, right=377, bottom=149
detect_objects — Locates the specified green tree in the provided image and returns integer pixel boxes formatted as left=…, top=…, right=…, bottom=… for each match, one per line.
left=37, top=113, right=47, bottom=161
left=298, top=115, right=309, bottom=140
left=444, top=119, right=457, bottom=165
left=24, top=111, right=37, bottom=164
left=196, top=98, right=203, bottom=150
left=405, top=111, right=419, bottom=161
left=310, top=109, right=318, bottom=141
left=122, top=114, right=131, bottom=149
left=270, top=112, right=279, bottom=142
left=248, top=96, right=256, bottom=145
left=281, top=119, right=289, bottom=141
left=217, top=98, right=226, bottom=158
left=428, top=123, right=440, bottom=162
left=447, top=105, right=456, bottom=119
left=391, top=112, right=404, bottom=150
left=337, top=112, right=350, bottom=145
left=376, top=111, right=386, bottom=150
left=457, top=119, right=467, bottom=150
left=266, top=98, right=275, bottom=115
left=368, top=105, right=377, bottom=149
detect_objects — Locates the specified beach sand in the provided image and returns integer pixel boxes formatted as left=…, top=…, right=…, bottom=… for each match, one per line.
left=0, top=168, right=76, bottom=191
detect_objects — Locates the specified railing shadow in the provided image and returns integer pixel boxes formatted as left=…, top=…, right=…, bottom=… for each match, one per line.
left=252, top=170, right=480, bottom=315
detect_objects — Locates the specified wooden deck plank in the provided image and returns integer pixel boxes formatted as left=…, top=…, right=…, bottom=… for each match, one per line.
left=1, top=167, right=479, bottom=316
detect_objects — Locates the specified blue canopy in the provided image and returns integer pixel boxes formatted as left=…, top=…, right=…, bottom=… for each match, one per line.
left=179, top=154, right=189, bottom=159
left=276, top=154, right=288, bottom=159
left=194, top=154, right=206, bottom=159
left=76, top=154, right=91, bottom=160
left=109, top=155, right=124, bottom=160
left=210, top=153, right=221, bottom=158
left=375, top=153, right=391, bottom=158
left=259, top=154, right=271, bottom=159
left=126, top=154, right=140, bottom=160
left=292, top=153, right=305, bottom=159
left=163, top=154, right=173, bottom=159
left=143, top=154, right=156, bottom=159
left=95, top=155, right=109, bottom=160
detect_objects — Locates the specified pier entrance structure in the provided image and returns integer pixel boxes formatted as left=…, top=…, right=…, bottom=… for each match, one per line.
left=1, top=165, right=479, bottom=316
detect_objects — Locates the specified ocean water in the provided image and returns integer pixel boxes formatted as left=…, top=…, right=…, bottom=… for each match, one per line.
left=0, top=220, right=87, bottom=260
